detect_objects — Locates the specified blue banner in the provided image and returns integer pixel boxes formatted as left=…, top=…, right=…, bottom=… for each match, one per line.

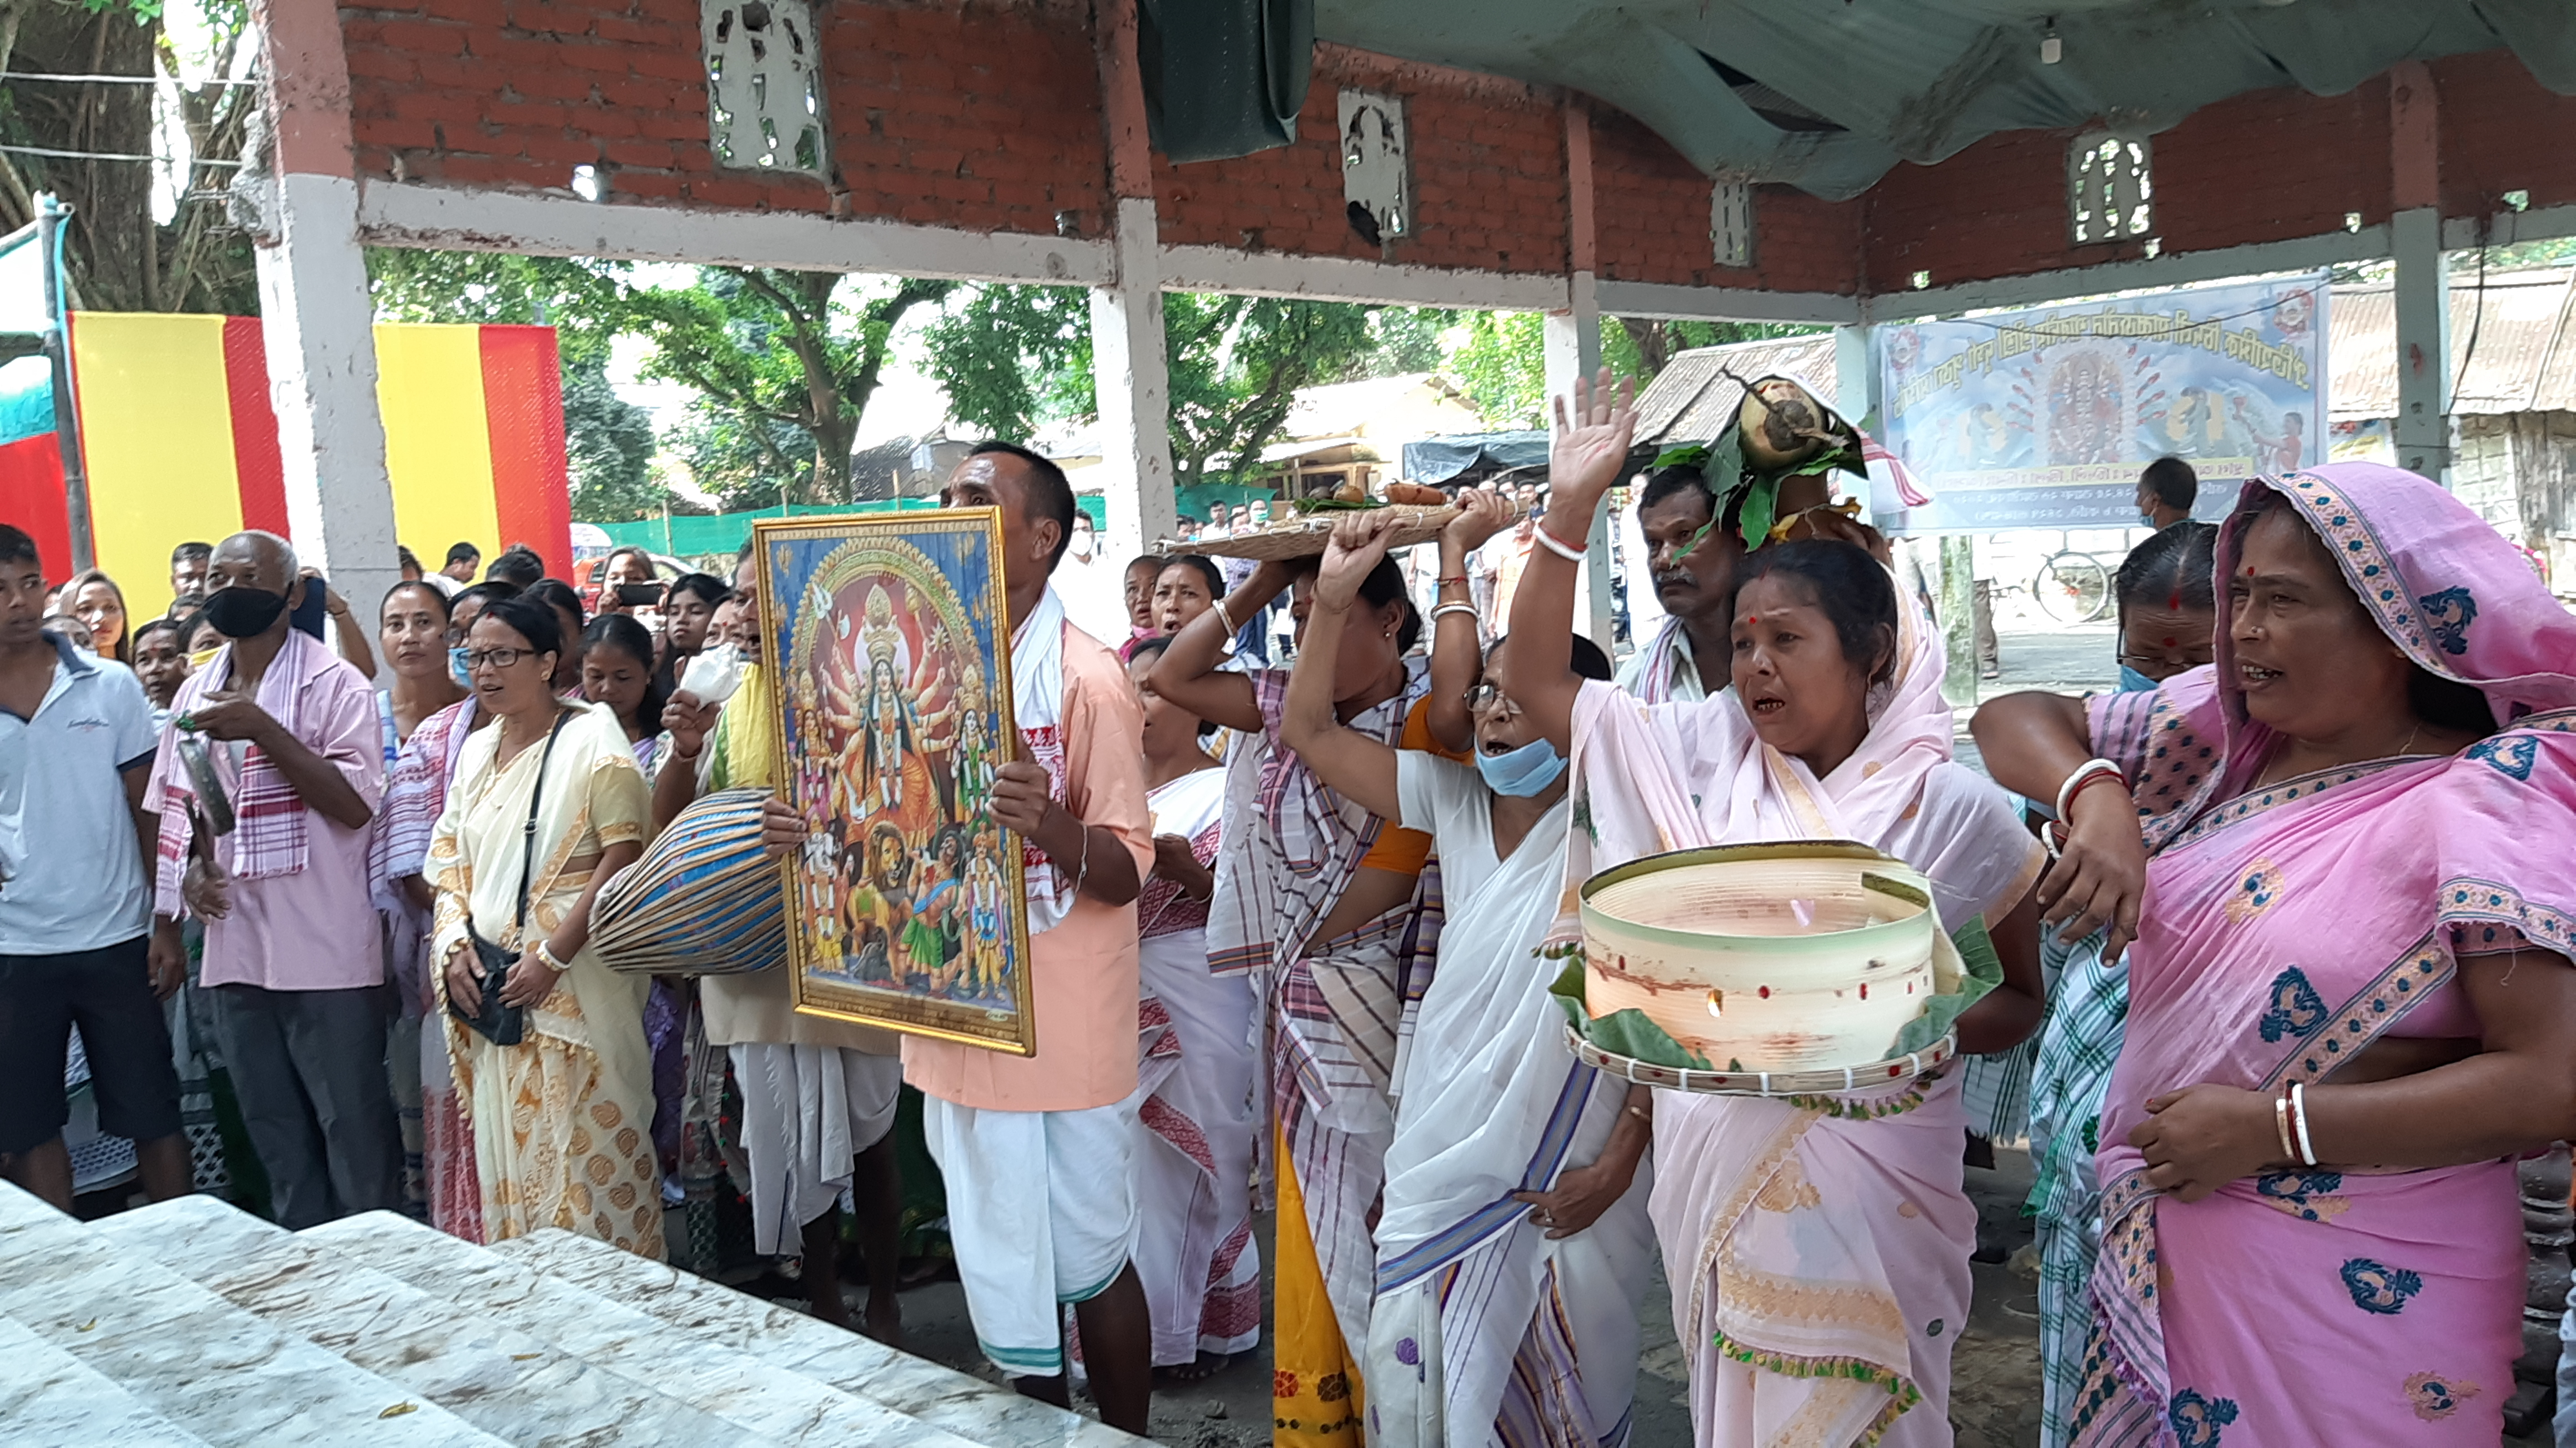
left=1873, top=274, right=2329, bottom=532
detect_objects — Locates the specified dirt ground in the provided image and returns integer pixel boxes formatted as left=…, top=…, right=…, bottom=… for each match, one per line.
left=860, top=1145, right=2058, bottom=1446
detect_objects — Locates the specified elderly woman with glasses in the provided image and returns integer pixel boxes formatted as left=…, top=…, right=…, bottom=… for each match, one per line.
left=428, top=591, right=663, bottom=1255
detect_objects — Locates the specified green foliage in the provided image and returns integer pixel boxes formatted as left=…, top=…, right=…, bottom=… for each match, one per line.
left=366, top=250, right=630, bottom=363
left=921, top=284, right=1094, bottom=440
left=1165, top=293, right=1373, bottom=486
left=560, top=351, right=662, bottom=523
left=623, top=267, right=953, bottom=504
left=924, top=286, right=1374, bottom=488
left=1362, top=307, right=1448, bottom=375
left=1444, top=310, right=1550, bottom=427
left=667, top=401, right=816, bottom=515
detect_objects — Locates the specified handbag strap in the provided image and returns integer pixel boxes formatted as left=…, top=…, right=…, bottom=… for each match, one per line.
left=512, top=708, right=574, bottom=936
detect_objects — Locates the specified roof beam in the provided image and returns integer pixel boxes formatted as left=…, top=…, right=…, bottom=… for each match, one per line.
left=1594, top=278, right=1859, bottom=325
left=1864, top=225, right=2386, bottom=322
left=356, top=181, right=1113, bottom=285
left=1154, top=244, right=1570, bottom=311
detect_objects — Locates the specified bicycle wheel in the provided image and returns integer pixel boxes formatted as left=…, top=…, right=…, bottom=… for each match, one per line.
left=2033, top=551, right=2113, bottom=625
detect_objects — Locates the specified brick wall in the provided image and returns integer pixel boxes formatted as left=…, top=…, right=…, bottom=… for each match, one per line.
left=1863, top=51, right=2576, bottom=296
left=1587, top=106, right=1861, bottom=295
left=338, top=0, right=2576, bottom=303
left=1153, top=45, right=1571, bottom=276
left=343, top=0, right=1108, bottom=231
left=2434, top=51, right=2576, bottom=221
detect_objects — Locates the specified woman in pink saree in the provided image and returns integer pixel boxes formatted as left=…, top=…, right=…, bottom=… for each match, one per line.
left=1509, top=375, right=2050, bottom=1446
left=1977, top=462, right=2576, bottom=1445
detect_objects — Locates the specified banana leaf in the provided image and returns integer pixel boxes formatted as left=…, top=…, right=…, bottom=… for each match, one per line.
left=1549, top=959, right=1715, bottom=1071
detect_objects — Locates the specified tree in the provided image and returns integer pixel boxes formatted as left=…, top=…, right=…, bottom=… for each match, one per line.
left=666, top=399, right=815, bottom=515
left=0, top=0, right=258, bottom=313
left=1447, top=312, right=1828, bottom=426
left=560, top=350, right=663, bottom=523
left=367, top=248, right=631, bottom=362
left=923, top=286, right=1375, bottom=489
left=623, top=268, right=953, bottom=505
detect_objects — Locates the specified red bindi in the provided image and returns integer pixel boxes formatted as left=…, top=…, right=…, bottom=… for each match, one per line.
left=2161, top=636, right=2177, bottom=647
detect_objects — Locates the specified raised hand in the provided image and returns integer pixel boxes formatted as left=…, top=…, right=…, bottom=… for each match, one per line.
left=1546, top=367, right=1639, bottom=518
left=1316, top=511, right=1401, bottom=612
left=1442, top=487, right=1514, bottom=554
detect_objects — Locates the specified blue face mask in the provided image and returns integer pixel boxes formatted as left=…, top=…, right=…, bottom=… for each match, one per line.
left=448, top=646, right=473, bottom=690
left=2118, top=663, right=2160, bottom=694
left=1476, top=737, right=1569, bottom=797
left=2139, top=511, right=2159, bottom=529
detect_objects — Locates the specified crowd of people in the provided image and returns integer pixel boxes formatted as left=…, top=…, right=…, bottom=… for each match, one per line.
left=3, top=375, right=2572, bottom=1448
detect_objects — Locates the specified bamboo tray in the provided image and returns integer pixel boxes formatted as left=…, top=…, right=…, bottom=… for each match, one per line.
left=1566, top=1025, right=1956, bottom=1097
left=1163, top=503, right=1504, bottom=560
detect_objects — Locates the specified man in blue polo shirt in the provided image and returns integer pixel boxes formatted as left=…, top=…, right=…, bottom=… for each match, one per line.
left=0, top=524, right=186, bottom=1211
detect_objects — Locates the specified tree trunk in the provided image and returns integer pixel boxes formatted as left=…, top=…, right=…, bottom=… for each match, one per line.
left=808, top=409, right=857, bottom=503
left=3, top=0, right=161, bottom=309
left=1618, top=316, right=1676, bottom=377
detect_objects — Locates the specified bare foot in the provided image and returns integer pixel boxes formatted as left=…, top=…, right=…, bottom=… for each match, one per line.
left=863, top=1293, right=905, bottom=1349
left=1156, top=1350, right=1231, bottom=1384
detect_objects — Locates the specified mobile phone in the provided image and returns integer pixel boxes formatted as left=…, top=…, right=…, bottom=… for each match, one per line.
left=616, top=582, right=665, bottom=606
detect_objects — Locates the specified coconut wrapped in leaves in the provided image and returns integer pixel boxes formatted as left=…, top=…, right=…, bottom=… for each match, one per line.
left=1650, top=373, right=1867, bottom=550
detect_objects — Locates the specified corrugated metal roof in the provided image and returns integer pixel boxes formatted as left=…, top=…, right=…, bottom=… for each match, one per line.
left=1313, top=1, right=2576, bottom=201
left=1634, top=334, right=1840, bottom=446
left=2330, top=268, right=2576, bottom=419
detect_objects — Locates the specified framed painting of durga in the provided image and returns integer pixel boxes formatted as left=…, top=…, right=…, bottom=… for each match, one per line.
left=755, top=509, right=1036, bottom=1055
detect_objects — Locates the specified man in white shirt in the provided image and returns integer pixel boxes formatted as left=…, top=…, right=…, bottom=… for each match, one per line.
left=0, top=524, right=188, bottom=1211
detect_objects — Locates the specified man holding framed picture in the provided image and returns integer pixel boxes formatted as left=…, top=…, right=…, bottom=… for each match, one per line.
left=912, top=441, right=1156, bottom=1433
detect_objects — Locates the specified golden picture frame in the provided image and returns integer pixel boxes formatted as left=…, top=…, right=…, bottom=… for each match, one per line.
left=756, top=510, right=1037, bottom=1055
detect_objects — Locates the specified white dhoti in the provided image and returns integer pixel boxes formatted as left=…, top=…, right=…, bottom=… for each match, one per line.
left=726, top=1042, right=901, bottom=1255
left=924, top=1095, right=1142, bottom=1378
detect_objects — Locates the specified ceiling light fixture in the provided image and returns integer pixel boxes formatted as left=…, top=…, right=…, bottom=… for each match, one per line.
left=2040, top=17, right=2062, bottom=65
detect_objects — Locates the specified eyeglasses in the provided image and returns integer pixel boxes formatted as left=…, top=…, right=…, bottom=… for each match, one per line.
left=1463, top=682, right=1520, bottom=718
left=463, top=647, right=535, bottom=672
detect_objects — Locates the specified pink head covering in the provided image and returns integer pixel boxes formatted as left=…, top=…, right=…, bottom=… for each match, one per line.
left=2133, top=462, right=2576, bottom=853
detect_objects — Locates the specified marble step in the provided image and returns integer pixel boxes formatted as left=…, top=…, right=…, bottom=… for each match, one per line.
left=0, top=1182, right=506, bottom=1447
left=296, top=1209, right=1017, bottom=1448
left=92, top=1194, right=789, bottom=1448
left=485, top=1228, right=1147, bottom=1448
left=0, top=1315, right=215, bottom=1448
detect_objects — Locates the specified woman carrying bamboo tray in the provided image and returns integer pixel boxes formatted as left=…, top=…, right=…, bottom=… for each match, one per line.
left=1148, top=523, right=1467, bottom=1445
left=1509, top=372, right=2048, bottom=1448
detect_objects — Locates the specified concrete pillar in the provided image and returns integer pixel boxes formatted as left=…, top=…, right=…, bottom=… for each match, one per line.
left=1938, top=534, right=1978, bottom=709
left=2388, top=61, right=2452, bottom=483
left=252, top=0, right=397, bottom=646
left=1089, top=200, right=1177, bottom=561
left=1831, top=322, right=1877, bottom=432
left=1087, top=0, right=1177, bottom=563
left=1546, top=104, right=1615, bottom=650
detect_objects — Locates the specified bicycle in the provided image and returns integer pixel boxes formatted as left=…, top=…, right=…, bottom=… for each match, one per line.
left=2032, top=549, right=2113, bottom=625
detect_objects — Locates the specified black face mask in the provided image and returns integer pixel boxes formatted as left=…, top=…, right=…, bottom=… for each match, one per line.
left=201, top=584, right=290, bottom=639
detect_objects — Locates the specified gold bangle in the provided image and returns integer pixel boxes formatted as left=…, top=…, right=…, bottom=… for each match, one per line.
left=2273, top=1091, right=2296, bottom=1163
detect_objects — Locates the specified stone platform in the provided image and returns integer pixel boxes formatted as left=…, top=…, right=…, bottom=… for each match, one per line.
left=0, top=1182, right=1142, bottom=1446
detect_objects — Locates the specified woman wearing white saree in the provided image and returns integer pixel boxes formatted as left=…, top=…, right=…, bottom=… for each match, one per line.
left=1509, top=374, right=2048, bottom=1447
left=1124, top=635, right=1262, bottom=1376
left=1284, top=508, right=1658, bottom=1448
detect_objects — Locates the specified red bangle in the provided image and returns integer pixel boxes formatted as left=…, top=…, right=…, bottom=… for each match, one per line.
left=2062, top=767, right=2128, bottom=818
left=1435, top=575, right=1469, bottom=587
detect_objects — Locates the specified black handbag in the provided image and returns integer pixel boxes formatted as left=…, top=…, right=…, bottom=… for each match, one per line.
left=451, top=710, right=572, bottom=1046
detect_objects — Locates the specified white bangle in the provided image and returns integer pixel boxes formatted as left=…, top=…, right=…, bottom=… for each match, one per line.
left=1532, top=526, right=1588, bottom=563
left=2290, top=1082, right=2319, bottom=1167
left=1430, top=602, right=1479, bottom=624
left=1211, top=595, right=1240, bottom=657
left=2054, top=758, right=2125, bottom=823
